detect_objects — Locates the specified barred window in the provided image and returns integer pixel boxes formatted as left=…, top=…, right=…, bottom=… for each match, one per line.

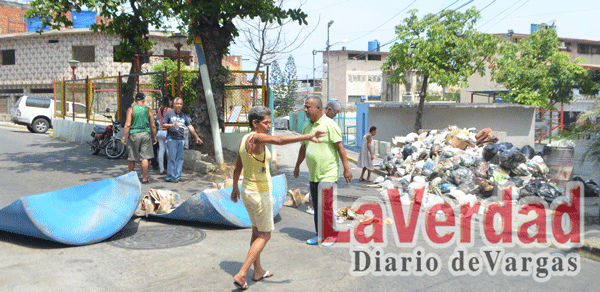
left=72, top=46, right=95, bottom=63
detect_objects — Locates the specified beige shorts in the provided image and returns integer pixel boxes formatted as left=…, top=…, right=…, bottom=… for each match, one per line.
left=241, top=187, right=274, bottom=232
left=127, top=131, right=154, bottom=161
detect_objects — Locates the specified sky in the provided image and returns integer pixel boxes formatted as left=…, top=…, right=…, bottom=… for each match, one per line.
left=227, top=0, right=600, bottom=80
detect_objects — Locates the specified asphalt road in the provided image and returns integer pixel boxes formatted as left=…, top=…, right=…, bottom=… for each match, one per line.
left=2, top=125, right=600, bottom=291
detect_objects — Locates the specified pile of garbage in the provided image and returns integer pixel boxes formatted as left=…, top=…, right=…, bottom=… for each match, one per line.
left=375, top=126, right=598, bottom=207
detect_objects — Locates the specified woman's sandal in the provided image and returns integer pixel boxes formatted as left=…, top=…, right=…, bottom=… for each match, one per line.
left=233, top=280, right=248, bottom=290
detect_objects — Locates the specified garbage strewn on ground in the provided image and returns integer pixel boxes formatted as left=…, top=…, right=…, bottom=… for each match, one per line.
left=377, top=126, right=599, bottom=207
left=138, top=188, right=181, bottom=216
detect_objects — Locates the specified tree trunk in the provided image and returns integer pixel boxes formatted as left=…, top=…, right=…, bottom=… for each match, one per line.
left=414, top=75, right=429, bottom=133
left=119, top=65, right=137, bottom=124
left=188, top=18, right=234, bottom=157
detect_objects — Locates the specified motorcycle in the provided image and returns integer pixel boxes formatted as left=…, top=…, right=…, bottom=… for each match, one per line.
left=87, top=112, right=126, bottom=159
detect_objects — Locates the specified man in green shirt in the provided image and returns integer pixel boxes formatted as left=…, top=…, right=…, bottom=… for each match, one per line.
left=294, top=96, right=352, bottom=245
left=122, top=93, right=157, bottom=183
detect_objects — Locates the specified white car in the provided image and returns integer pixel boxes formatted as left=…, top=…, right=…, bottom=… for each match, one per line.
left=11, top=96, right=86, bottom=133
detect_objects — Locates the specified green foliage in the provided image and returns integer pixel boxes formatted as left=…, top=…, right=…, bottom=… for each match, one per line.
left=491, top=26, right=599, bottom=109
left=382, top=7, right=498, bottom=131
left=273, top=55, right=298, bottom=116
left=151, top=59, right=197, bottom=114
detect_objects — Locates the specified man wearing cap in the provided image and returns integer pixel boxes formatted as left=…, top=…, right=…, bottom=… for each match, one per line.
left=121, top=92, right=157, bottom=184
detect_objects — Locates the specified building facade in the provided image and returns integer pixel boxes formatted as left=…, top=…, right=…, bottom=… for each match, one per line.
left=0, top=28, right=197, bottom=120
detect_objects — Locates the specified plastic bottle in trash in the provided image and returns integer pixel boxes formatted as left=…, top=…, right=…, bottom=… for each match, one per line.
left=171, top=193, right=181, bottom=208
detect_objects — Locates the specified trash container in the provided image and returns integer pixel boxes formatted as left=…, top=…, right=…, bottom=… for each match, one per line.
left=543, top=146, right=574, bottom=190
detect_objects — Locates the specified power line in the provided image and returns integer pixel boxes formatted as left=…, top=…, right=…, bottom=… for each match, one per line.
left=438, top=0, right=461, bottom=14
left=483, top=0, right=530, bottom=32
left=345, top=0, right=418, bottom=45
left=453, top=0, right=475, bottom=11
left=479, top=0, right=497, bottom=12
left=477, top=0, right=523, bottom=30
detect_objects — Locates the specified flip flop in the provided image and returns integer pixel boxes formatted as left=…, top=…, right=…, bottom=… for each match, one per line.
left=141, top=180, right=149, bottom=184
left=359, top=178, right=365, bottom=182
left=253, top=271, right=274, bottom=282
left=233, top=280, right=248, bottom=290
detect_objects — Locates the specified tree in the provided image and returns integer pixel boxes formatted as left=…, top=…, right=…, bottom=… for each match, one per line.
left=382, top=8, right=498, bottom=132
left=270, top=60, right=284, bottom=99
left=167, top=1, right=307, bottom=155
left=235, top=0, right=318, bottom=86
left=272, top=55, right=297, bottom=116
left=27, top=0, right=308, bottom=156
left=150, top=59, right=196, bottom=114
left=26, top=0, right=167, bottom=123
left=491, top=26, right=599, bottom=109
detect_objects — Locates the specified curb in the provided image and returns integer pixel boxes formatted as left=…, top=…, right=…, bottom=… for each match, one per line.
left=347, top=155, right=387, bottom=177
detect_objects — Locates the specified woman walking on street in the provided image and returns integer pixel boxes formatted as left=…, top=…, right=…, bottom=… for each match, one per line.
left=358, top=126, right=377, bottom=182
left=230, top=106, right=325, bottom=290
left=156, top=96, right=172, bottom=175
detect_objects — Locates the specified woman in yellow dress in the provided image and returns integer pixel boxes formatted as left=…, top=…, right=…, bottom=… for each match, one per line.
left=231, top=106, right=325, bottom=290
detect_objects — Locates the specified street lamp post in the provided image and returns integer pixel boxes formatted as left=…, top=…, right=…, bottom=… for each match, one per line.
left=312, top=49, right=317, bottom=94
left=326, top=20, right=333, bottom=103
left=169, top=32, right=187, bottom=98
left=67, top=60, right=79, bottom=121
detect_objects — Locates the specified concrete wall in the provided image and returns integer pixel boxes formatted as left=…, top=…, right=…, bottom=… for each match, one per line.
left=361, top=103, right=537, bottom=148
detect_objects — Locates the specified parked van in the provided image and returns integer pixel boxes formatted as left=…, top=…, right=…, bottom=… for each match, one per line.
left=11, top=96, right=86, bottom=133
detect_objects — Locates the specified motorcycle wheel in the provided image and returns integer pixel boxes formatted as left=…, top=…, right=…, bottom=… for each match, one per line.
left=105, top=139, right=126, bottom=159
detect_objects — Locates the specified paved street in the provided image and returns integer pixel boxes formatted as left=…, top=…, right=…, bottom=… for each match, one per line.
left=2, top=125, right=600, bottom=291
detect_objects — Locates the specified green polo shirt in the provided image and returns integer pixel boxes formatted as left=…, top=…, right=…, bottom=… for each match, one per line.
left=302, top=115, right=342, bottom=183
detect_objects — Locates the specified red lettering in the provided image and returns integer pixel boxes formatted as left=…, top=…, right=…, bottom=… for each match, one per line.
left=483, top=186, right=513, bottom=244
left=517, top=203, right=547, bottom=244
left=553, top=186, right=581, bottom=244
left=459, top=202, right=481, bottom=243
left=426, top=203, right=455, bottom=244
left=354, top=203, right=384, bottom=244
left=388, top=187, right=423, bottom=243
left=321, top=185, right=351, bottom=243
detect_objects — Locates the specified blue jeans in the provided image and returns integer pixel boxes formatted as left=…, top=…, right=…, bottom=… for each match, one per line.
left=157, top=130, right=168, bottom=173
left=166, top=138, right=185, bottom=181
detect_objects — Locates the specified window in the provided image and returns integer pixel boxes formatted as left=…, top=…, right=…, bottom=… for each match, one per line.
left=578, top=44, right=590, bottom=54
left=367, top=75, right=382, bottom=82
left=48, top=40, right=59, bottom=44
left=25, top=97, right=51, bottom=108
left=348, top=95, right=363, bottom=103
left=592, top=45, right=600, bottom=55
left=31, top=88, right=54, bottom=94
left=367, top=54, right=381, bottom=61
left=348, top=53, right=365, bottom=60
left=368, top=95, right=381, bottom=101
left=72, top=46, right=95, bottom=62
left=2, top=50, right=15, bottom=65
left=164, top=49, right=191, bottom=66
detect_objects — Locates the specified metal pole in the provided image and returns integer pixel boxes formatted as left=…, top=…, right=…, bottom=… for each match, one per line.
left=327, top=26, right=330, bottom=102
left=177, top=45, right=182, bottom=97
left=72, top=67, right=76, bottom=121
left=312, top=49, right=316, bottom=92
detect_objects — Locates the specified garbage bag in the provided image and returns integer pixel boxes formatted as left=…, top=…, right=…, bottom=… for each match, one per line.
left=520, top=180, right=563, bottom=203
left=440, top=183, right=456, bottom=193
left=499, top=147, right=526, bottom=170
left=460, top=154, right=476, bottom=167
left=452, top=167, right=474, bottom=185
left=492, top=167, right=510, bottom=183
left=430, top=144, right=442, bottom=158
left=474, top=161, right=489, bottom=178
left=511, top=163, right=531, bottom=176
left=474, top=177, right=494, bottom=198
left=497, top=142, right=514, bottom=152
left=573, top=177, right=600, bottom=197
left=520, top=145, right=535, bottom=160
left=402, top=145, right=417, bottom=159
left=483, top=144, right=500, bottom=161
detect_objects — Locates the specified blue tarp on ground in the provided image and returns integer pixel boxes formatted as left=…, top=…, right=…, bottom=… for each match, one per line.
left=152, top=174, right=287, bottom=228
left=0, top=172, right=141, bottom=245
